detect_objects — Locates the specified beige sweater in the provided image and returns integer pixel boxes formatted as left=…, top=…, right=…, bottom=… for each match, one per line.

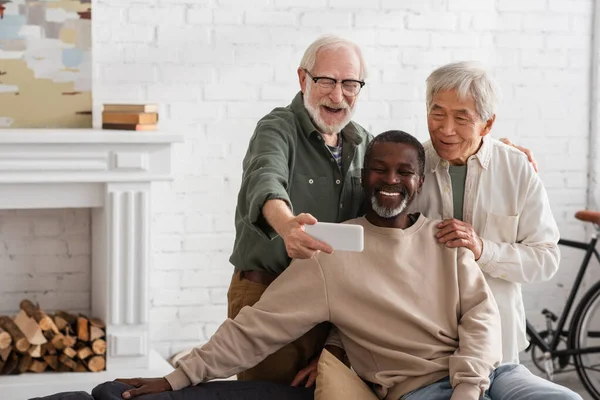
left=166, top=215, right=502, bottom=400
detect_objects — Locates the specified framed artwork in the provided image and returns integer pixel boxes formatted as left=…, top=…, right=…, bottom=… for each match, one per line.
left=0, top=0, right=92, bottom=128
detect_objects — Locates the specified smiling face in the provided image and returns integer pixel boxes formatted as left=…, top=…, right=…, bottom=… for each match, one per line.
left=362, top=141, right=424, bottom=227
left=299, top=45, right=361, bottom=134
left=427, top=90, right=495, bottom=165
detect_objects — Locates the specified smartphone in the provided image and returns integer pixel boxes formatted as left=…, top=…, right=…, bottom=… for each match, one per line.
left=304, top=222, right=364, bottom=252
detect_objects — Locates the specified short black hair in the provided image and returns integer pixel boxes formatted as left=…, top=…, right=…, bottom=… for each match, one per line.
left=363, top=130, right=425, bottom=177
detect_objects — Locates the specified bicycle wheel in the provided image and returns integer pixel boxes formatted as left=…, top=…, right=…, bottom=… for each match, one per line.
left=569, top=280, right=600, bottom=399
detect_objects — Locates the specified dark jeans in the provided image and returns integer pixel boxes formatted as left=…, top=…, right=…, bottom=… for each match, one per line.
left=31, top=381, right=314, bottom=400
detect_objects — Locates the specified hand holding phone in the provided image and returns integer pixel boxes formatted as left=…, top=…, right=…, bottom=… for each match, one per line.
left=304, top=222, right=364, bottom=252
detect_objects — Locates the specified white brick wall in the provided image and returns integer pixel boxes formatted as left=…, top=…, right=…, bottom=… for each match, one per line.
left=1, top=0, right=595, bottom=360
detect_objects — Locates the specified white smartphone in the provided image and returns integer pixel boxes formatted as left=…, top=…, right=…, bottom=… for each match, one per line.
left=304, top=222, right=364, bottom=252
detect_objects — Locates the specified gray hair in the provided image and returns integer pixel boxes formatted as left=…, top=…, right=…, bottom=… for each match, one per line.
left=299, top=34, right=368, bottom=80
left=426, top=61, right=499, bottom=122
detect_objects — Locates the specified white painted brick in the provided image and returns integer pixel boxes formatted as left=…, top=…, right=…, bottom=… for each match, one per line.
left=156, top=0, right=210, bottom=4
left=153, top=252, right=209, bottom=271
left=174, top=175, right=226, bottom=194
left=378, top=31, right=431, bottom=47
left=218, top=0, right=270, bottom=6
left=151, top=321, right=203, bottom=341
left=109, top=24, right=156, bottom=43
left=56, top=273, right=91, bottom=292
left=103, top=0, right=156, bottom=4
left=181, top=44, right=235, bottom=65
left=431, top=32, right=479, bottom=48
left=521, top=50, right=568, bottom=68
left=367, top=83, right=421, bottom=101
left=355, top=11, right=406, bottom=29
left=548, top=0, right=592, bottom=14
left=123, top=45, right=181, bottom=64
left=569, top=50, right=590, bottom=68
left=497, top=0, right=547, bottom=12
left=181, top=268, right=233, bottom=288
left=215, top=26, right=271, bottom=45
left=213, top=214, right=234, bottom=233
left=268, top=27, right=316, bottom=47
left=407, top=14, right=458, bottom=31
left=401, top=48, right=454, bottom=67
left=570, top=15, right=593, bottom=35
left=208, top=10, right=242, bottom=25
left=1, top=217, right=32, bottom=237
left=328, top=29, right=379, bottom=47
left=92, top=6, right=128, bottom=23
left=157, top=26, right=211, bottom=46
left=274, top=0, right=326, bottom=7
left=147, top=83, right=201, bottom=102
left=546, top=34, right=589, bottom=50
left=159, top=65, right=215, bottom=84
left=235, top=45, right=294, bottom=66
left=150, top=306, right=179, bottom=321
left=153, top=235, right=183, bottom=252
left=205, top=83, right=259, bottom=100
left=67, top=236, right=91, bottom=256
left=495, top=33, right=544, bottom=49
left=471, top=13, right=523, bottom=31
left=33, top=218, right=63, bottom=237
left=380, top=0, right=433, bottom=12
left=101, top=64, right=157, bottom=83
left=246, top=11, right=298, bottom=26
left=94, top=83, right=147, bottom=102
left=183, top=234, right=235, bottom=252
left=185, top=214, right=214, bottom=233
left=128, top=6, right=185, bottom=25
left=448, top=0, right=495, bottom=12
left=218, top=66, right=274, bottom=83
left=328, top=0, right=380, bottom=8
left=523, top=15, right=570, bottom=32
left=226, top=101, right=280, bottom=118
left=33, top=255, right=90, bottom=274
left=27, top=239, right=68, bottom=256
left=151, top=270, right=182, bottom=290
left=179, top=305, right=228, bottom=322
left=151, top=288, right=210, bottom=307
left=260, top=84, right=299, bottom=101
left=169, top=101, right=227, bottom=121
left=154, top=214, right=185, bottom=234
left=300, top=11, right=352, bottom=28
left=186, top=7, right=212, bottom=24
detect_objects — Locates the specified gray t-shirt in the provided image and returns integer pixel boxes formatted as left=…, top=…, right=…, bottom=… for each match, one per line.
left=449, top=165, right=467, bottom=221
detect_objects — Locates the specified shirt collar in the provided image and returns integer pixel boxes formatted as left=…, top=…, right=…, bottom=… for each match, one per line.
left=429, top=135, right=492, bottom=172
left=289, top=91, right=363, bottom=146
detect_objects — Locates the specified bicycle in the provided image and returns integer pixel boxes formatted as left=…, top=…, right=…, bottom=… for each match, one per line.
left=525, top=210, right=600, bottom=399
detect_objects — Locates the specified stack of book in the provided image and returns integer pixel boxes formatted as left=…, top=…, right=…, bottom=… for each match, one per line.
left=102, top=104, right=159, bottom=131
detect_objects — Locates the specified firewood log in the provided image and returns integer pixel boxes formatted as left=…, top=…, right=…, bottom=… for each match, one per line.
left=90, top=326, right=105, bottom=341
left=74, top=360, right=87, bottom=372
left=28, top=344, right=42, bottom=358
left=63, top=347, right=77, bottom=358
left=19, top=300, right=59, bottom=333
left=0, top=326, right=12, bottom=350
left=29, top=360, right=47, bottom=373
left=1, top=351, right=19, bottom=375
left=14, top=310, right=47, bottom=345
left=77, top=346, right=93, bottom=360
left=91, top=339, right=106, bottom=355
left=58, top=353, right=78, bottom=370
left=86, top=355, right=105, bottom=372
left=51, top=333, right=66, bottom=350
left=77, top=317, right=89, bottom=342
left=0, top=316, right=30, bottom=353
left=18, top=354, right=33, bottom=373
left=62, top=335, right=77, bottom=348
left=44, top=354, right=58, bottom=370
left=42, top=341, right=57, bottom=355
left=89, top=318, right=106, bottom=329
left=57, top=363, right=71, bottom=372
left=53, top=315, right=69, bottom=332
left=55, top=311, right=77, bottom=328
left=0, top=347, right=10, bottom=362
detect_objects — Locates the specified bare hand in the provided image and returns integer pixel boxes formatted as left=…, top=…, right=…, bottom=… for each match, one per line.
left=115, top=377, right=172, bottom=399
left=436, top=219, right=483, bottom=260
left=291, top=356, right=319, bottom=388
left=281, top=213, right=333, bottom=259
left=499, top=137, right=538, bottom=172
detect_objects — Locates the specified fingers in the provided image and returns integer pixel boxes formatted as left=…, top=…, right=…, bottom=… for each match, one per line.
left=499, top=137, right=512, bottom=146
left=122, top=387, right=149, bottom=399
left=291, top=368, right=310, bottom=387
left=305, top=371, right=318, bottom=388
left=295, top=213, right=318, bottom=225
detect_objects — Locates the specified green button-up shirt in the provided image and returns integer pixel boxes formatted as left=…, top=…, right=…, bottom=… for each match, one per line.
left=229, top=92, right=373, bottom=276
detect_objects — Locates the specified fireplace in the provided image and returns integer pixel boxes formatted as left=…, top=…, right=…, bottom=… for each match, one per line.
left=0, top=129, right=182, bottom=399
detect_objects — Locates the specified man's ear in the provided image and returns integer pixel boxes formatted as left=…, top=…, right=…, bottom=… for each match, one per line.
left=480, top=114, right=496, bottom=137
left=298, top=68, right=307, bottom=93
left=417, top=175, right=424, bottom=193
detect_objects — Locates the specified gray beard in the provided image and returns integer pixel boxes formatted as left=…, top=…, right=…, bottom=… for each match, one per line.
left=370, top=194, right=409, bottom=219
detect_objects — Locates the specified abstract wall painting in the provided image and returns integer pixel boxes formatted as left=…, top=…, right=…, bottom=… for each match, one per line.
left=0, top=0, right=92, bottom=128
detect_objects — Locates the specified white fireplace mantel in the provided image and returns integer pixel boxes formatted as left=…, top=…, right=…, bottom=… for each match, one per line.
left=0, top=129, right=184, bottom=399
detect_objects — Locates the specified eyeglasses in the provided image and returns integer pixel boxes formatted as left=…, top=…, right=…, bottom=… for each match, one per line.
left=303, top=69, right=365, bottom=97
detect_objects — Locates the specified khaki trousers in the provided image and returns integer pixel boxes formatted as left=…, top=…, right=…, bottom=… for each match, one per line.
left=227, top=271, right=330, bottom=385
